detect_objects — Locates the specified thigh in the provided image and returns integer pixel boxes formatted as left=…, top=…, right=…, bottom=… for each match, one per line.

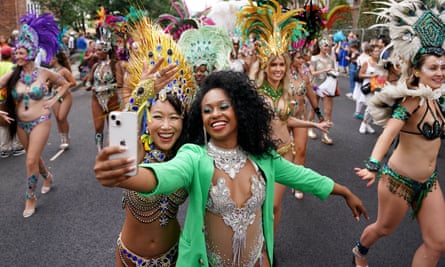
left=108, top=93, right=120, bottom=112
left=57, top=92, right=73, bottom=120
left=417, top=182, right=445, bottom=245
left=292, top=127, right=308, bottom=165
left=91, top=95, right=105, bottom=127
left=26, top=119, right=51, bottom=158
left=374, top=175, right=409, bottom=230
left=274, top=183, right=287, bottom=207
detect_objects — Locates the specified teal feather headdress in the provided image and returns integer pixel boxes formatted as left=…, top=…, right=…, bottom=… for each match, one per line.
left=177, top=26, right=232, bottom=72
left=369, top=0, right=445, bottom=64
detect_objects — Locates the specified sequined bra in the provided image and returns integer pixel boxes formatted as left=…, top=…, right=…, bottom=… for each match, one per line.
left=205, top=161, right=266, bottom=267
left=12, top=84, right=47, bottom=101
left=395, top=101, right=445, bottom=140
left=122, top=189, right=188, bottom=226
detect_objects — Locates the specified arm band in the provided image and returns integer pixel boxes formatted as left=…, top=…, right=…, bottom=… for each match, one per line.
left=55, top=92, right=63, bottom=103
left=364, top=157, right=381, bottom=172
left=314, top=107, right=324, bottom=119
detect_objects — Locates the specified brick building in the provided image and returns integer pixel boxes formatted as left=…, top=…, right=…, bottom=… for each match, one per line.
left=0, top=0, right=40, bottom=39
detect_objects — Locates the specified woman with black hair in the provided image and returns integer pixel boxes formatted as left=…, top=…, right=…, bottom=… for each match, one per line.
left=95, top=70, right=368, bottom=267
left=85, top=41, right=123, bottom=152
left=0, top=13, right=70, bottom=217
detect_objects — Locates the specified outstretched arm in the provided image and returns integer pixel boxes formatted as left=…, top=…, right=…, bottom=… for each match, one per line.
left=330, top=183, right=369, bottom=221
left=94, top=145, right=157, bottom=192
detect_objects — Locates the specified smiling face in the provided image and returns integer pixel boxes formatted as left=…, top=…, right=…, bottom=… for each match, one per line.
left=194, top=64, right=208, bottom=86
left=14, top=47, right=29, bottom=66
left=291, top=52, right=305, bottom=69
left=201, top=88, right=238, bottom=148
left=265, top=55, right=287, bottom=85
left=417, top=55, right=445, bottom=90
left=147, top=100, right=183, bottom=153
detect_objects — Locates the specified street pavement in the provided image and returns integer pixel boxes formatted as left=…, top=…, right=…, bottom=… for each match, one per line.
left=1, top=73, right=445, bottom=266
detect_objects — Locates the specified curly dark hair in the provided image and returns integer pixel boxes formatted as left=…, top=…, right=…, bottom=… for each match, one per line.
left=185, top=71, right=276, bottom=156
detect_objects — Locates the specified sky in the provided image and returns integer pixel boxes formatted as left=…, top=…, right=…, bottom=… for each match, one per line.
left=184, top=0, right=213, bottom=14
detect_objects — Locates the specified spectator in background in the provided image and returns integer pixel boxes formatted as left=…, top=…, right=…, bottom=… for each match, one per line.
left=68, top=32, right=75, bottom=56
left=76, top=32, right=88, bottom=63
left=0, top=45, right=25, bottom=158
left=378, top=36, right=390, bottom=59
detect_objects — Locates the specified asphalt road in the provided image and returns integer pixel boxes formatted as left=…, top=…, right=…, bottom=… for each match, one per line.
left=1, top=74, right=445, bottom=266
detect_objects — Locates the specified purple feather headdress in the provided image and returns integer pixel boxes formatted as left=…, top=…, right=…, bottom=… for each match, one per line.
left=17, top=13, right=59, bottom=64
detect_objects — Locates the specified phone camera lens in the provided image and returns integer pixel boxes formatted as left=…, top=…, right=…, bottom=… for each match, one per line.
left=111, top=114, right=116, bottom=120
left=116, top=120, right=121, bottom=126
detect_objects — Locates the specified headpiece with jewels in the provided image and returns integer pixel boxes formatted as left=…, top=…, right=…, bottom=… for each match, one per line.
left=370, top=0, right=445, bottom=64
left=125, top=17, right=195, bottom=116
left=236, top=0, right=305, bottom=69
left=125, top=16, right=195, bottom=160
left=177, top=25, right=233, bottom=72
left=16, top=13, right=59, bottom=64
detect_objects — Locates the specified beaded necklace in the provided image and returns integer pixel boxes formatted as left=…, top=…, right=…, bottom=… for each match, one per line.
left=123, top=133, right=188, bottom=226
left=260, top=80, right=285, bottom=114
left=141, top=133, right=167, bottom=163
left=207, top=141, right=247, bottom=179
left=260, top=80, right=283, bottom=103
left=20, top=68, right=38, bottom=110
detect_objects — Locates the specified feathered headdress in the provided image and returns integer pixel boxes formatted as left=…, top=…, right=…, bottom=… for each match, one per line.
left=95, top=6, right=126, bottom=51
left=159, top=0, right=215, bottom=41
left=126, top=17, right=195, bottom=116
left=369, top=0, right=445, bottom=64
left=290, top=0, right=351, bottom=50
left=237, top=0, right=305, bottom=69
left=16, top=13, right=59, bottom=64
left=177, top=26, right=232, bottom=72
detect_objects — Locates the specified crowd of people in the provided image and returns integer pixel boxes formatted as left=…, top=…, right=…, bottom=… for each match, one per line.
left=1, top=0, right=445, bottom=266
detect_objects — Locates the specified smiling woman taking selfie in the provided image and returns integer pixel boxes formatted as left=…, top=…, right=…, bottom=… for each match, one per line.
left=94, top=70, right=368, bottom=267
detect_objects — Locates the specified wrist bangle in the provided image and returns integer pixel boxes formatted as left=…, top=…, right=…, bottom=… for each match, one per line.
left=55, top=92, right=63, bottom=102
left=364, top=157, right=381, bottom=172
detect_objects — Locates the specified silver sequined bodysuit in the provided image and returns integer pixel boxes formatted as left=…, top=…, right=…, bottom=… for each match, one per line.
left=205, top=161, right=266, bottom=267
left=122, top=189, right=188, bottom=226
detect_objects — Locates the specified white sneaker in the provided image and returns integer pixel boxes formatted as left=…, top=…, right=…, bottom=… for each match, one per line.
left=359, top=122, right=366, bottom=134
left=366, top=124, right=375, bottom=134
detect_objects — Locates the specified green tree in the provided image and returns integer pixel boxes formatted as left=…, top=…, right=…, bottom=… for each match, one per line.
left=357, top=0, right=385, bottom=40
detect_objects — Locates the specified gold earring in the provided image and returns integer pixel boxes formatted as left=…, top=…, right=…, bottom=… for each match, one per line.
left=414, top=71, right=420, bottom=77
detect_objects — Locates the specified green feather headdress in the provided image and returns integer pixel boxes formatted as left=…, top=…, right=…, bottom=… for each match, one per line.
left=177, top=25, right=233, bottom=72
left=236, top=0, right=305, bottom=69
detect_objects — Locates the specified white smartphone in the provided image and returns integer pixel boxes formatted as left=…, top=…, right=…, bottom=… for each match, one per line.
left=108, top=111, right=138, bottom=176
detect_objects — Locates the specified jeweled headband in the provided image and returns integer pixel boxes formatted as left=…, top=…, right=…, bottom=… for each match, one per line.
left=16, top=13, right=59, bottom=63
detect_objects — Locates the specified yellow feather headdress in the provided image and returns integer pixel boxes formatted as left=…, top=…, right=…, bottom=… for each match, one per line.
left=236, top=0, right=305, bottom=69
left=126, top=17, right=195, bottom=116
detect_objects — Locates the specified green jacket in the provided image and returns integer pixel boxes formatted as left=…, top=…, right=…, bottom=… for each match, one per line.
left=141, top=144, right=334, bottom=266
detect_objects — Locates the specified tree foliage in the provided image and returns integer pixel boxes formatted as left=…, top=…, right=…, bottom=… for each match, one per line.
left=33, top=0, right=175, bottom=33
left=357, top=0, right=387, bottom=40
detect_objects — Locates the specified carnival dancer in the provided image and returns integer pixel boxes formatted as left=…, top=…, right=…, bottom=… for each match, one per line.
left=0, top=13, right=70, bottom=217
left=237, top=0, right=332, bottom=232
left=95, top=70, right=368, bottom=267
left=48, top=51, right=75, bottom=149
left=352, top=1, right=445, bottom=266
left=98, top=18, right=192, bottom=266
